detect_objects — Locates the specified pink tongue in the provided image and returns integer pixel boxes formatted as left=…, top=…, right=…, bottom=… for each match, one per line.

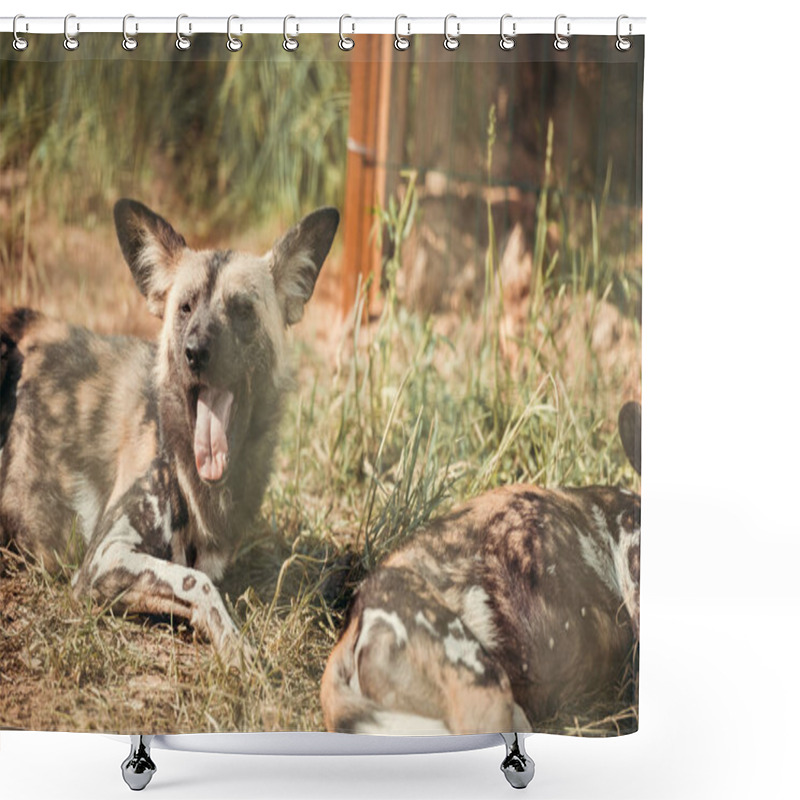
left=194, top=387, right=234, bottom=482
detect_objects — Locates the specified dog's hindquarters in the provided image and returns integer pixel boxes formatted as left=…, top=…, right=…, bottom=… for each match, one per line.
left=321, top=480, right=640, bottom=735
left=320, top=620, right=383, bottom=732
left=321, top=564, right=519, bottom=735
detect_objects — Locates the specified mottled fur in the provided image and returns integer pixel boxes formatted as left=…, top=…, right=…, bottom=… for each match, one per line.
left=0, top=200, right=338, bottom=660
left=321, top=403, right=641, bottom=735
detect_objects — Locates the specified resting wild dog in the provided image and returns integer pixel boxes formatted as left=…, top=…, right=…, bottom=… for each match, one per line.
left=0, top=200, right=338, bottom=659
left=321, top=402, right=641, bottom=735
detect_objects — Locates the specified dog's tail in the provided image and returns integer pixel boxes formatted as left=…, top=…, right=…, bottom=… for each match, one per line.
left=1, top=308, right=38, bottom=453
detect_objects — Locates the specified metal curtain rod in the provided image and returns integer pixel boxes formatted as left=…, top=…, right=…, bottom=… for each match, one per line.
left=1, top=16, right=646, bottom=37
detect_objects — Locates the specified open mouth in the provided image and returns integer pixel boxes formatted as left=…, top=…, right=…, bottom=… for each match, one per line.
left=190, top=385, right=235, bottom=484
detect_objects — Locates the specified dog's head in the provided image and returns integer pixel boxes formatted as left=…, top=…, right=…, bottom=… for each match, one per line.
left=114, top=199, right=338, bottom=485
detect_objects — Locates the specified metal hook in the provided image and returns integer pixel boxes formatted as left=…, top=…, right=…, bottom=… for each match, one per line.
left=554, top=14, right=570, bottom=51
left=283, top=15, right=299, bottom=52
left=443, top=14, right=460, bottom=51
left=394, top=15, right=410, bottom=51
left=122, top=14, right=138, bottom=51
left=12, top=15, right=28, bottom=51
left=63, top=13, right=79, bottom=51
left=616, top=15, right=632, bottom=51
left=499, top=14, right=516, bottom=51
left=227, top=15, right=243, bottom=51
left=176, top=14, right=191, bottom=50
left=338, top=15, right=354, bottom=51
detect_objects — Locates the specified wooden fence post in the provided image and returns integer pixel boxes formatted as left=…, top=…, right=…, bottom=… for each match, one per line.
left=341, top=35, right=393, bottom=319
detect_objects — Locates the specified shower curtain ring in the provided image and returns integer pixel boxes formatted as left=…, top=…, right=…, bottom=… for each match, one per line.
left=616, top=15, right=632, bottom=51
left=12, top=15, right=28, bottom=51
left=499, top=14, right=516, bottom=50
left=554, top=14, right=570, bottom=51
left=176, top=14, right=191, bottom=50
left=227, top=15, right=243, bottom=51
left=443, top=14, right=460, bottom=51
left=339, top=15, right=354, bottom=51
left=283, top=15, right=299, bottom=51
left=394, top=15, right=410, bottom=51
left=63, top=14, right=79, bottom=51
left=122, top=15, right=138, bottom=51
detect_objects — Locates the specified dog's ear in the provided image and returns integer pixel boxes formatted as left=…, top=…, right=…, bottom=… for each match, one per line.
left=618, top=401, right=641, bottom=476
left=114, top=199, right=187, bottom=318
left=269, top=207, right=339, bottom=326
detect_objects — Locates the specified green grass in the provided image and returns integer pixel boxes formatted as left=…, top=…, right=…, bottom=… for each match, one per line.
left=0, top=34, right=349, bottom=233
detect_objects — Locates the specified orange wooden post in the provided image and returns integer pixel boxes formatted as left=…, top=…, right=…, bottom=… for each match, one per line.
left=341, top=36, right=393, bottom=319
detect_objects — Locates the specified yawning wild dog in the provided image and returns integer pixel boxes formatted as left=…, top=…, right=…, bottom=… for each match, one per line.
left=0, top=200, right=338, bottom=660
left=321, top=402, right=641, bottom=734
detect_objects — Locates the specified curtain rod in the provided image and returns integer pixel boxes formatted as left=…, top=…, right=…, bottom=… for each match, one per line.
left=1, top=16, right=646, bottom=38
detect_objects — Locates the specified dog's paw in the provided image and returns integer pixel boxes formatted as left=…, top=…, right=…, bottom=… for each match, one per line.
left=216, top=632, right=257, bottom=672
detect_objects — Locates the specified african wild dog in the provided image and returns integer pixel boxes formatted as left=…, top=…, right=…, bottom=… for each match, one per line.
left=0, top=199, right=338, bottom=660
left=321, top=402, right=641, bottom=734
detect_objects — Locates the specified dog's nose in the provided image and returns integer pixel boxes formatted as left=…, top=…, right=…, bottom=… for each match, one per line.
left=185, top=337, right=210, bottom=373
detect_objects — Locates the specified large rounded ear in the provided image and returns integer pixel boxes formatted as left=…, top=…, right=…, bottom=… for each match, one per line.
left=618, top=401, right=642, bottom=476
left=270, top=207, right=339, bottom=326
left=114, top=199, right=187, bottom=318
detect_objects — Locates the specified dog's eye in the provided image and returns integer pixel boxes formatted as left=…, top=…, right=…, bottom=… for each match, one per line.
left=180, top=302, right=192, bottom=316
left=228, top=295, right=257, bottom=340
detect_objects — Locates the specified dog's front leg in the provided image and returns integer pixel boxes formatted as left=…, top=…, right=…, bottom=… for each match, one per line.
left=74, top=528, right=246, bottom=665
left=89, top=540, right=243, bottom=659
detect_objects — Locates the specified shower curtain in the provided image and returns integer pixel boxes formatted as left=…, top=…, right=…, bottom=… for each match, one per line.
left=0, top=28, right=643, bottom=737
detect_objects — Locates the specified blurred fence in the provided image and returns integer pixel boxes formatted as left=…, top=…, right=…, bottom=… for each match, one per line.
left=0, top=33, right=642, bottom=320
left=340, top=34, right=644, bottom=316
